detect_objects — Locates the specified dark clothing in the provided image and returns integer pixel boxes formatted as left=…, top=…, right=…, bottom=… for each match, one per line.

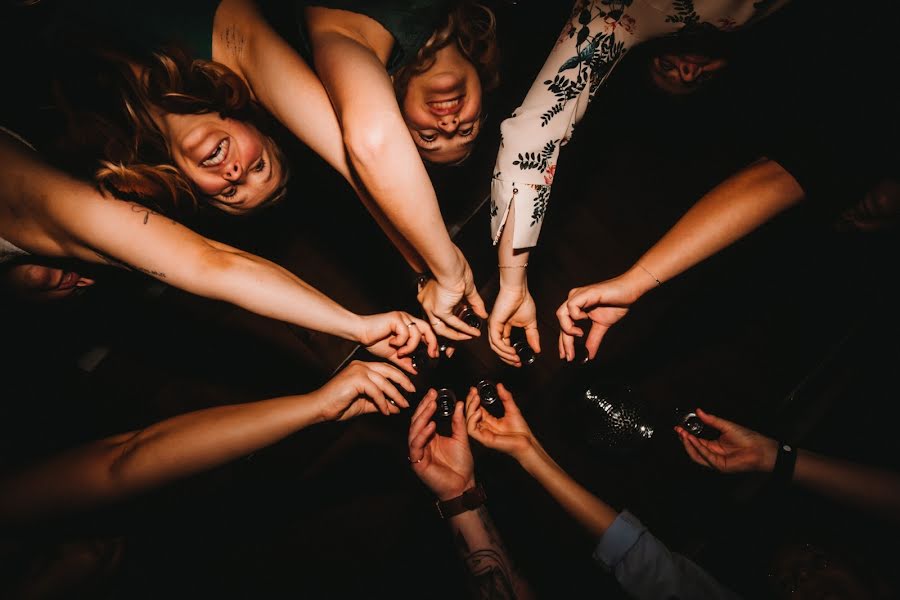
left=296, top=0, right=451, bottom=73
left=55, top=0, right=221, bottom=59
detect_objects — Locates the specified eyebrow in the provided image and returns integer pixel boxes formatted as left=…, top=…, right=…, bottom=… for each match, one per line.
left=420, top=137, right=477, bottom=153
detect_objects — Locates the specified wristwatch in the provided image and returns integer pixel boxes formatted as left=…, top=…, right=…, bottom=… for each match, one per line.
left=436, top=484, right=487, bottom=519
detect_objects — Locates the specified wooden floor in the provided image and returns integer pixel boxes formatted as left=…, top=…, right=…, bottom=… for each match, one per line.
left=2, top=1, right=899, bottom=598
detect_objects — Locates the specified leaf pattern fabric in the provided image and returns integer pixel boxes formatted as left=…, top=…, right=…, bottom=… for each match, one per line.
left=491, top=0, right=789, bottom=249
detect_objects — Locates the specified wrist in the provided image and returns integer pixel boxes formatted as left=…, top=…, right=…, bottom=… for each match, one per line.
left=347, top=313, right=368, bottom=344
left=621, top=265, right=657, bottom=299
left=430, top=245, right=466, bottom=284
left=499, top=268, right=528, bottom=289
left=758, top=437, right=779, bottom=473
left=437, top=478, right=477, bottom=503
left=516, top=437, right=548, bottom=472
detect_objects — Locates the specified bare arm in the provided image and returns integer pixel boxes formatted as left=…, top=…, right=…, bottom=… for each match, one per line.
left=303, top=10, right=487, bottom=339
left=558, top=158, right=806, bottom=360
left=213, top=0, right=425, bottom=271
left=0, top=361, right=412, bottom=526
left=679, top=410, right=900, bottom=523
left=0, top=136, right=432, bottom=359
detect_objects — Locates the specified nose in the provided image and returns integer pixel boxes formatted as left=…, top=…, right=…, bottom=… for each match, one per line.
left=437, top=116, right=459, bottom=134
left=678, top=62, right=701, bottom=83
left=223, top=160, right=243, bottom=182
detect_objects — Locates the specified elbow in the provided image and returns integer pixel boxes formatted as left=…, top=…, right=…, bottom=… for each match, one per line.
left=342, top=119, right=395, bottom=169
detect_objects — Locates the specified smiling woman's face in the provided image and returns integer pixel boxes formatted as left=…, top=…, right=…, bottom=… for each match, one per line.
left=401, top=44, right=484, bottom=164
left=162, top=114, right=286, bottom=214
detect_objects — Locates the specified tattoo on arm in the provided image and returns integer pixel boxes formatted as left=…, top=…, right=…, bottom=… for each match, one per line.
left=93, top=251, right=167, bottom=279
left=452, top=506, right=523, bottom=600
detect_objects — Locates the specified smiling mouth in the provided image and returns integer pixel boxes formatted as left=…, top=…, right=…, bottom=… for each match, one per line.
left=427, top=95, right=465, bottom=116
left=201, top=137, right=230, bottom=167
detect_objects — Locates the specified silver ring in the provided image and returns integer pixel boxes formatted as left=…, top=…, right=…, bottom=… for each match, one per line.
left=407, top=456, right=423, bottom=464
left=407, top=322, right=416, bottom=327
left=431, top=320, right=441, bottom=326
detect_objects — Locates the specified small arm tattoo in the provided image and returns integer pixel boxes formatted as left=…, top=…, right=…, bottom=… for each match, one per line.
left=93, top=251, right=167, bottom=279
left=221, top=24, right=246, bottom=60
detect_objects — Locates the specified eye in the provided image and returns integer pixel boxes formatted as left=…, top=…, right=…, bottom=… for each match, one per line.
left=220, top=186, right=237, bottom=198
left=658, top=59, right=675, bottom=72
left=253, top=157, right=266, bottom=173
left=418, top=132, right=438, bottom=143
left=458, top=126, right=475, bottom=137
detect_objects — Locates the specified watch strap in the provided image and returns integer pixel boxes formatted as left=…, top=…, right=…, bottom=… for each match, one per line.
left=436, top=484, right=487, bottom=519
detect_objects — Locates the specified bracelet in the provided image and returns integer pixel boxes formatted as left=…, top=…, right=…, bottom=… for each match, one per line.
left=435, top=484, right=487, bottom=519
left=498, top=264, right=527, bottom=269
left=637, top=264, right=661, bottom=286
left=771, top=441, right=797, bottom=487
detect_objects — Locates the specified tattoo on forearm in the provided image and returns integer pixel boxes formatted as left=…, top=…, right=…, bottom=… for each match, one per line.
left=453, top=506, right=524, bottom=600
left=93, top=251, right=167, bottom=279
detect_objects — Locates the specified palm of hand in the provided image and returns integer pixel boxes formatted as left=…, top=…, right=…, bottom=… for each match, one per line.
left=419, top=436, right=474, bottom=500
left=586, top=304, right=629, bottom=328
left=706, top=430, right=763, bottom=472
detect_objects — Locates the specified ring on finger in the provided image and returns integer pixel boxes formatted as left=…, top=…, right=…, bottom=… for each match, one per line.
left=407, top=456, right=423, bottom=464
left=407, top=322, right=416, bottom=327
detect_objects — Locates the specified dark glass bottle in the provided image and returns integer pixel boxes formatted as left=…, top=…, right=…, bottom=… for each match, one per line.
left=456, top=305, right=483, bottom=331
left=572, top=381, right=654, bottom=453
left=674, top=409, right=720, bottom=440
left=475, top=379, right=505, bottom=418
left=510, top=328, right=536, bottom=366
left=434, top=388, right=457, bottom=437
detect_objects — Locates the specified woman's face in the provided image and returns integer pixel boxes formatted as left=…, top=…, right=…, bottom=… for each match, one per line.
left=402, top=44, right=483, bottom=164
left=3, top=264, right=95, bottom=301
left=162, top=114, right=286, bottom=214
left=649, top=53, right=729, bottom=95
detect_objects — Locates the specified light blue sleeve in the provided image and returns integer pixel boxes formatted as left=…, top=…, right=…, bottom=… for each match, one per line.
left=593, top=511, right=741, bottom=600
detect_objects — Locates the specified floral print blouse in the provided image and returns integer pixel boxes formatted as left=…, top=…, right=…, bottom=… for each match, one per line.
left=491, top=0, right=789, bottom=249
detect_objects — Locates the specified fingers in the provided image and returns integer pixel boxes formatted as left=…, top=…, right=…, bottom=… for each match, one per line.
left=413, top=317, right=440, bottom=358
left=394, top=315, right=422, bottom=357
left=559, top=331, right=576, bottom=362
left=408, top=420, right=436, bottom=463
left=677, top=428, right=714, bottom=468
left=388, top=314, right=411, bottom=349
left=450, top=398, right=468, bottom=442
left=366, top=362, right=414, bottom=405
left=686, top=435, right=724, bottom=471
left=466, top=289, right=489, bottom=320
left=556, top=301, right=584, bottom=338
left=441, top=312, right=482, bottom=339
left=409, top=395, right=437, bottom=441
left=524, top=326, right=541, bottom=354
left=584, top=322, right=610, bottom=360
left=695, top=408, right=734, bottom=432
left=357, top=377, right=394, bottom=416
left=488, top=317, right=520, bottom=365
left=411, top=389, right=438, bottom=424
left=428, top=313, right=473, bottom=342
left=495, top=383, right=521, bottom=418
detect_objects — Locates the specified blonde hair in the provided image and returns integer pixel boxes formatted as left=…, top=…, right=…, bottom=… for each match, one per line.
left=55, top=45, right=285, bottom=214
left=393, top=1, right=500, bottom=101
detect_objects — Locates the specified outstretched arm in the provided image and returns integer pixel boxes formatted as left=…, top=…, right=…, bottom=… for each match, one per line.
left=213, top=0, right=425, bottom=272
left=678, top=409, right=900, bottom=523
left=557, top=158, right=806, bottom=361
left=303, top=8, right=486, bottom=340
left=0, top=361, right=412, bottom=526
left=0, top=136, right=437, bottom=370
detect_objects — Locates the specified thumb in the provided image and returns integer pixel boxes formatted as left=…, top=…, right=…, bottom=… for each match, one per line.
left=695, top=408, right=734, bottom=432
left=525, top=326, right=541, bottom=354
left=467, top=288, right=489, bottom=319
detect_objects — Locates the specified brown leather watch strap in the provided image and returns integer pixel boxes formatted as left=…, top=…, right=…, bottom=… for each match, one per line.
left=435, top=484, right=487, bottom=519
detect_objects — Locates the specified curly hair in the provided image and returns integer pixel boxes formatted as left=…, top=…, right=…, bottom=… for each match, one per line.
left=54, top=44, right=286, bottom=214
left=392, top=0, right=499, bottom=102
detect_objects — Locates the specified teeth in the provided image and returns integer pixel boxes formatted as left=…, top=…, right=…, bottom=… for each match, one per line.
left=430, top=98, right=461, bottom=110
left=201, top=138, right=229, bottom=167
